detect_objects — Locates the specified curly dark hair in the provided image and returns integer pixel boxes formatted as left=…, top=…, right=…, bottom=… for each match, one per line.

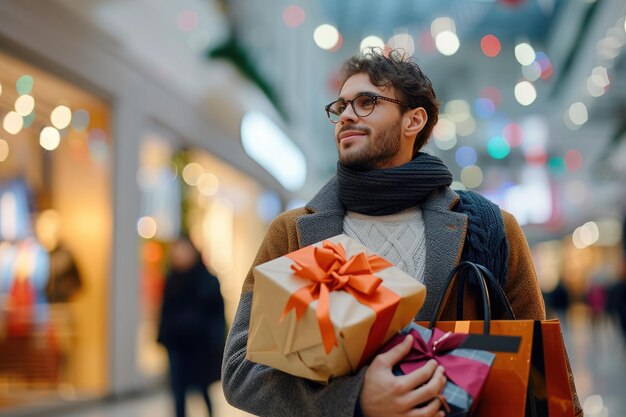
left=339, top=48, right=439, bottom=154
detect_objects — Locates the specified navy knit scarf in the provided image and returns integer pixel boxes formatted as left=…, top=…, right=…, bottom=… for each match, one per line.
left=337, top=153, right=509, bottom=286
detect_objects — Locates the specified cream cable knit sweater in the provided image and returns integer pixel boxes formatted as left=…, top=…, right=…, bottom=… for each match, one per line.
left=343, top=206, right=426, bottom=282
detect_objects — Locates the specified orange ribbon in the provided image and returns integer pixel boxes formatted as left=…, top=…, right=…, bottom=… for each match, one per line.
left=281, top=240, right=401, bottom=362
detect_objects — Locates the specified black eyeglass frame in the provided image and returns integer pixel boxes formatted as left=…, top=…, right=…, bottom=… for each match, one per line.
left=324, top=92, right=408, bottom=124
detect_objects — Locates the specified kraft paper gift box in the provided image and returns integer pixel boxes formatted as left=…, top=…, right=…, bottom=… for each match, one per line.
left=246, top=234, right=426, bottom=383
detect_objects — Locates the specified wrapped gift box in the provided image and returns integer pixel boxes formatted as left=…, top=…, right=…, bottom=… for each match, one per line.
left=383, top=323, right=496, bottom=417
left=246, top=234, right=426, bottom=383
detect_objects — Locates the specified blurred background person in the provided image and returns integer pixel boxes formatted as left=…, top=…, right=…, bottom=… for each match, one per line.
left=157, top=235, right=226, bottom=417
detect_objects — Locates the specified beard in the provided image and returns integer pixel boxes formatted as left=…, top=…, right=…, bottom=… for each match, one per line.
left=338, top=118, right=402, bottom=171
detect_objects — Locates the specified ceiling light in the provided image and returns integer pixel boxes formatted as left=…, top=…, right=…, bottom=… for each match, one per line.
left=241, top=111, right=306, bottom=191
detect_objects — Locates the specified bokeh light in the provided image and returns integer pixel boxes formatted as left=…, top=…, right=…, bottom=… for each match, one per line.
left=474, top=98, right=496, bottom=119
left=514, top=42, right=536, bottom=65
left=525, top=147, right=548, bottom=166
left=72, top=109, right=90, bottom=131
left=455, top=116, right=476, bottom=136
left=460, top=165, right=483, bottom=189
left=455, top=146, right=477, bottom=167
left=313, top=24, right=340, bottom=50
left=433, top=117, right=456, bottom=141
left=535, top=51, right=553, bottom=79
left=503, top=123, right=523, bottom=147
left=388, top=33, right=415, bottom=56
left=360, top=35, right=385, bottom=52
left=444, top=100, right=471, bottom=122
left=182, top=162, right=204, bottom=186
left=480, top=34, right=501, bottom=57
left=15, top=95, right=35, bottom=116
left=568, top=102, right=588, bottom=126
left=548, top=156, right=567, bottom=176
left=3, top=111, right=24, bottom=135
left=573, top=222, right=600, bottom=249
left=514, top=81, right=537, bottom=106
left=177, top=9, right=199, bottom=32
left=0, top=139, right=8, bottom=161
left=434, top=136, right=457, bottom=150
left=51, top=105, right=72, bottom=129
left=418, top=30, right=436, bottom=54
left=197, top=172, right=219, bottom=196
left=522, top=62, right=542, bottom=81
left=564, top=149, right=583, bottom=171
left=480, top=86, right=502, bottom=108
left=282, top=5, right=305, bottom=29
left=435, top=31, right=460, bottom=56
left=137, top=216, right=157, bottom=239
left=487, top=136, right=510, bottom=159
left=16, top=75, right=34, bottom=95
left=22, top=112, right=35, bottom=128
left=40, top=126, right=61, bottom=150
left=431, top=17, right=456, bottom=37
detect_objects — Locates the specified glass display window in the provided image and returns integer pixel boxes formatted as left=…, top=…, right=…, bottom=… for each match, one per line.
left=0, top=49, right=112, bottom=410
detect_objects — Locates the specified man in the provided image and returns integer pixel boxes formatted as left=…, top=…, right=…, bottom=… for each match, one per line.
left=222, top=48, right=545, bottom=417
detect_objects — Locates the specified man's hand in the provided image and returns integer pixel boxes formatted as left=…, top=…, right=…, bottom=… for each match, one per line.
left=359, top=334, right=447, bottom=417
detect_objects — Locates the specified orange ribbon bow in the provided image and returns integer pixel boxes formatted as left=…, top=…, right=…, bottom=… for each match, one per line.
left=281, top=240, right=401, bottom=361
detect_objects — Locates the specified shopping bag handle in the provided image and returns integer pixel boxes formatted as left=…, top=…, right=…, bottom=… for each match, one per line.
left=456, top=263, right=516, bottom=321
left=428, top=261, right=492, bottom=333
left=473, top=264, right=516, bottom=320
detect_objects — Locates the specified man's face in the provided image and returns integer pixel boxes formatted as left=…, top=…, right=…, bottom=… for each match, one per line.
left=335, top=73, right=404, bottom=170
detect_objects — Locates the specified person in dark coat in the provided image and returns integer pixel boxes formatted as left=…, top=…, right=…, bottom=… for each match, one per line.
left=157, top=235, right=226, bottom=417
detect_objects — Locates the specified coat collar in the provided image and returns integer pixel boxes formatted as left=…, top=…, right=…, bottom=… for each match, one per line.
left=295, top=176, right=467, bottom=321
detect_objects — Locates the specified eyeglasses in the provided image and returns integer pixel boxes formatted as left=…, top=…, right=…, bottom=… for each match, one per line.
left=324, top=92, right=407, bottom=124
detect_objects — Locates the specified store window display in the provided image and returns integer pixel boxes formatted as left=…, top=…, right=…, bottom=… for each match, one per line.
left=0, top=49, right=111, bottom=411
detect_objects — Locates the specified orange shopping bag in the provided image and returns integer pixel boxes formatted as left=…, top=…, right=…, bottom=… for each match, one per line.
left=420, top=262, right=581, bottom=417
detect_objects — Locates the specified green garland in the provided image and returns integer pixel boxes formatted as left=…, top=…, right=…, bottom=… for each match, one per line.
left=208, top=35, right=287, bottom=119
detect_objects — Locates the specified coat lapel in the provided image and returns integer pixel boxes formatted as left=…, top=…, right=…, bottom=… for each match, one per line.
left=415, top=187, right=467, bottom=321
left=295, top=176, right=345, bottom=247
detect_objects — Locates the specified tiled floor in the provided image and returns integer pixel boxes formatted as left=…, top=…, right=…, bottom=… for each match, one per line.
left=13, top=307, right=626, bottom=417
left=60, top=383, right=252, bottom=417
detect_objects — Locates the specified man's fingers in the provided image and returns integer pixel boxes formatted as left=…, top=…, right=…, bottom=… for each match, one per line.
left=399, top=365, right=447, bottom=409
left=373, top=334, right=414, bottom=368
left=406, top=396, right=446, bottom=417
left=397, top=360, right=440, bottom=389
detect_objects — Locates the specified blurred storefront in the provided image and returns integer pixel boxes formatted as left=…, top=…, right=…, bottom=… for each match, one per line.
left=134, top=135, right=268, bottom=378
left=0, top=49, right=112, bottom=409
left=0, top=2, right=285, bottom=416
